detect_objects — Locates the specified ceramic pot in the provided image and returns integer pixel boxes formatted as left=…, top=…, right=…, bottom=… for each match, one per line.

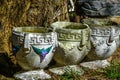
left=75, top=0, right=120, bottom=17
left=110, top=16, right=120, bottom=48
left=51, top=21, right=91, bottom=65
left=83, top=18, right=120, bottom=60
left=12, top=27, right=57, bottom=70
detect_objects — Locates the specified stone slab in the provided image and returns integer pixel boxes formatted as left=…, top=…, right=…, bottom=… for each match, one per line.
left=80, top=60, right=110, bottom=69
left=14, top=69, right=51, bottom=80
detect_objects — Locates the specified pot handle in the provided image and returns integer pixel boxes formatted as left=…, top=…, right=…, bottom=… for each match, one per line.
left=78, top=31, right=87, bottom=50
left=78, top=23, right=91, bottom=50
left=106, top=27, right=115, bottom=46
left=23, top=33, right=31, bottom=53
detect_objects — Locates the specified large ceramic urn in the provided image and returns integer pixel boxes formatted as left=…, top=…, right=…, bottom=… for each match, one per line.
left=12, top=27, right=57, bottom=70
left=75, top=0, right=120, bottom=17
left=82, top=18, right=120, bottom=60
left=51, top=21, right=91, bottom=65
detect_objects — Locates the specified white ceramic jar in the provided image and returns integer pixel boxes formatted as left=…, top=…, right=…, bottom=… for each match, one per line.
left=83, top=18, right=120, bottom=60
left=12, top=27, right=57, bottom=70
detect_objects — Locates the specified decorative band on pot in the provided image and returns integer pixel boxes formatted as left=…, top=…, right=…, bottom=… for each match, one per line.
left=82, top=18, right=120, bottom=60
left=51, top=21, right=91, bottom=65
left=75, top=0, right=120, bottom=17
left=12, top=27, right=57, bottom=70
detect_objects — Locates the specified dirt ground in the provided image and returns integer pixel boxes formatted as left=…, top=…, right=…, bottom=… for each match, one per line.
left=80, top=48, right=120, bottom=80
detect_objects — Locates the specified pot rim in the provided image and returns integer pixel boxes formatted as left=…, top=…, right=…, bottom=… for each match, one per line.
left=12, top=27, right=55, bottom=35
left=82, top=18, right=119, bottom=27
left=51, top=21, right=89, bottom=32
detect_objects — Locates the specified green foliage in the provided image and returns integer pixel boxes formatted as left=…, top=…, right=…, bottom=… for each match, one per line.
left=60, top=74, right=74, bottom=80
left=103, top=63, right=120, bottom=80
left=60, top=66, right=81, bottom=80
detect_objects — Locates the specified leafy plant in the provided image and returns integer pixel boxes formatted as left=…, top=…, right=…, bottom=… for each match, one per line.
left=103, top=63, right=120, bottom=80
left=60, top=66, right=81, bottom=80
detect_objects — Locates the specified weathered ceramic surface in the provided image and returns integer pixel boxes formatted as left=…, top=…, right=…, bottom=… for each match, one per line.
left=12, top=27, right=57, bottom=70
left=14, top=69, right=51, bottom=80
left=51, top=21, right=91, bottom=65
left=83, top=18, right=120, bottom=60
left=76, top=0, right=120, bottom=17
